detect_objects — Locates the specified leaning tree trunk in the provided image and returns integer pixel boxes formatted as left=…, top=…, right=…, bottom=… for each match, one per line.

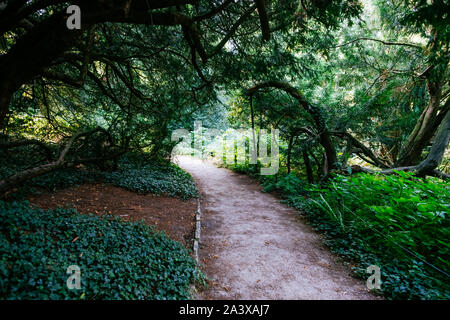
left=0, top=134, right=76, bottom=197
left=412, top=108, right=450, bottom=176
left=302, top=149, right=314, bottom=183
left=415, top=112, right=450, bottom=177
left=0, top=127, right=122, bottom=198
left=395, top=76, right=446, bottom=166
left=246, top=81, right=337, bottom=174
left=358, top=110, right=450, bottom=179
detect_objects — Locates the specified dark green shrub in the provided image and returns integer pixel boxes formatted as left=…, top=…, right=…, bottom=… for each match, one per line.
left=228, top=162, right=260, bottom=176
left=0, top=200, right=199, bottom=300
left=262, top=173, right=307, bottom=196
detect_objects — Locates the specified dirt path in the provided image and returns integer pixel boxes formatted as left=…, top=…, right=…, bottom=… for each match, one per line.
left=176, top=156, right=378, bottom=300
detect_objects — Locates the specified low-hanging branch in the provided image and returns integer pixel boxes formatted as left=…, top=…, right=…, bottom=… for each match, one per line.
left=246, top=81, right=338, bottom=173
left=331, top=131, right=392, bottom=168
left=0, top=127, right=126, bottom=198
left=331, top=37, right=423, bottom=50
left=0, top=139, right=53, bottom=161
left=245, top=81, right=449, bottom=180
left=0, top=0, right=268, bottom=130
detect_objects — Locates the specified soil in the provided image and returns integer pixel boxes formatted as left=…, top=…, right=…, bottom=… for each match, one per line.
left=28, top=183, right=197, bottom=246
left=176, top=156, right=381, bottom=300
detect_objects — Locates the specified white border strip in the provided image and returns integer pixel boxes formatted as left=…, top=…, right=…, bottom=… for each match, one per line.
left=193, top=197, right=201, bottom=264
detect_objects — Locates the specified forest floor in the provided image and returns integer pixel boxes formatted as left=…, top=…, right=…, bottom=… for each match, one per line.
left=176, top=156, right=380, bottom=300
left=28, top=183, right=197, bottom=246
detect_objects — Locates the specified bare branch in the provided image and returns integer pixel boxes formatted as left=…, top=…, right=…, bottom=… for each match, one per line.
left=255, top=0, right=270, bottom=41
left=210, top=4, right=257, bottom=57
left=332, top=131, right=391, bottom=168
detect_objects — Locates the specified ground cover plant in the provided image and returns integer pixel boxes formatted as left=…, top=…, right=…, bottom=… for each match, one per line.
left=104, top=154, right=199, bottom=199
left=0, top=201, right=199, bottom=300
left=0, top=147, right=198, bottom=200
left=0, top=148, right=200, bottom=300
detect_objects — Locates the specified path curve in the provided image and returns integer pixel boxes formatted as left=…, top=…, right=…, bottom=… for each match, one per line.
left=177, top=156, right=377, bottom=300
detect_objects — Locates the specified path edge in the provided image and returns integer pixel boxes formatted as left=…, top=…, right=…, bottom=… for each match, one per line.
left=189, top=197, right=202, bottom=298
left=193, top=197, right=201, bottom=263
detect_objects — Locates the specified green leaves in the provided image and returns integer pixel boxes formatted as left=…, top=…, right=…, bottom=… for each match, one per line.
left=262, top=173, right=307, bottom=196
left=1, top=148, right=199, bottom=200
left=231, top=162, right=450, bottom=299
left=0, top=201, right=198, bottom=300
left=104, top=154, right=199, bottom=199
left=302, top=173, right=450, bottom=300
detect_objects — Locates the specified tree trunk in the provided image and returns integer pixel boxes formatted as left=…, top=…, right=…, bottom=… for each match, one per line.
left=415, top=108, right=450, bottom=176
left=249, top=95, right=258, bottom=172
left=302, top=149, right=314, bottom=183
left=396, top=79, right=445, bottom=166
left=0, top=127, right=121, bottom=197
left=246, top=81, right=337, bottom=173
left=0, top=160, right=69, bottom=197
left=0, top=131, right=77, bottom=197
left=356, top=111, right=449, bottom=179
left=0, top=86, right=16, bottom=129
left=322, top=152, right=328, bottom=178
left=287, top=134, right=294, bottom=174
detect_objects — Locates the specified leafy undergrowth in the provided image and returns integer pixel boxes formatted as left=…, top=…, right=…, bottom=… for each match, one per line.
left=0, top=201, right=201, bottom=300
left=227, top=162, right=308, bottom=196
left=0, top=148, right=198, bottom=200
left=289, top=173, right=449, bottom=300
left=105, top=154, right=199, bottom=199
left=228, top=163, right=450, bottom=300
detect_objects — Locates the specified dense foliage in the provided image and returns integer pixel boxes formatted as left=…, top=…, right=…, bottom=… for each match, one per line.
left=105, top=154, right=199, bottom=199
left=297, top=173, right=449, bottom=300
left=0, top=201, right=199, bottom=300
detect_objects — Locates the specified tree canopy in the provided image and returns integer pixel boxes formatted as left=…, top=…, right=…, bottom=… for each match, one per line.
left=0, top=0, right=449, bottom=193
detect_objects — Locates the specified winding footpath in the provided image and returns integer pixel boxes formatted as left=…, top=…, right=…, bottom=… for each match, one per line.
left=177, top=156, right=378, bottom=300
